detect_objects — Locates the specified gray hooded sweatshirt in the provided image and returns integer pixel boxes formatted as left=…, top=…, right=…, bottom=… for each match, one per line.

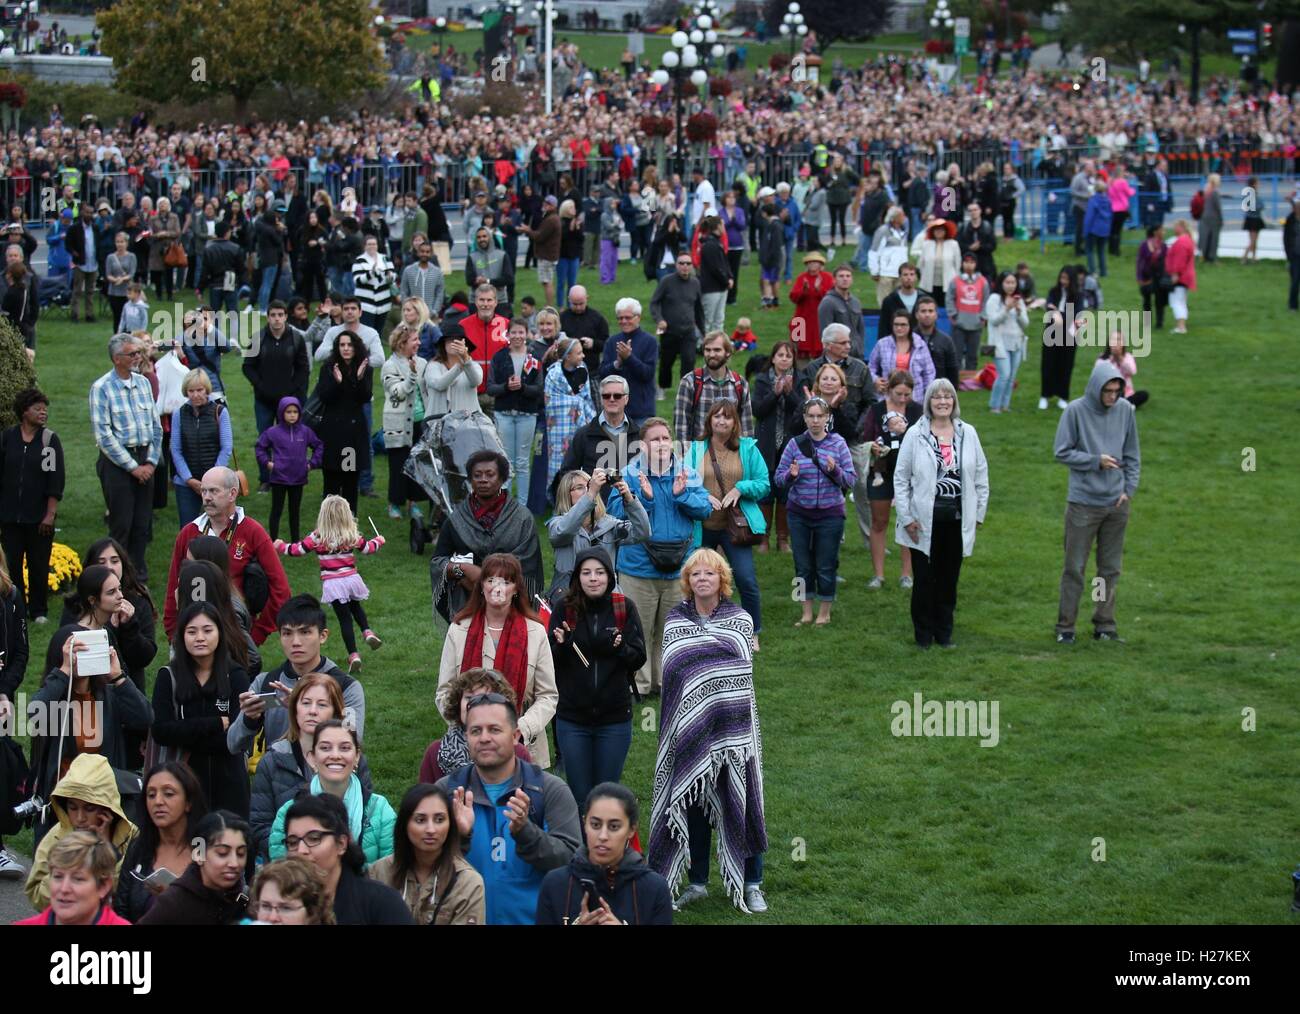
left=1054, top=360, right=1141, bottom=506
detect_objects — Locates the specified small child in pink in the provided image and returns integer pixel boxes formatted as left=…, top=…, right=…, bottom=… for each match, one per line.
left=275, top=495, right=385, bottom=673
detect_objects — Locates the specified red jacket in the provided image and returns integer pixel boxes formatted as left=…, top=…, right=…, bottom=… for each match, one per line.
left=789, top=270, right=834, bottom=357
left=164, top=507, right=291, bottom=645
left=15, top=904, right=132, bottom=925
left=459, top=312, right=511, bottom=394
left=1164, top=233, right=1197, bottom=291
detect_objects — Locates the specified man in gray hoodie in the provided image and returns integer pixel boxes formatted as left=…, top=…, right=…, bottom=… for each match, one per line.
left=1053, top=360, right=1141, bottom=644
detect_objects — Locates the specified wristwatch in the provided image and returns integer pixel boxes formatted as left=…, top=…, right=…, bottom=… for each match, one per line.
left=450, top=563, right=465, bottom=582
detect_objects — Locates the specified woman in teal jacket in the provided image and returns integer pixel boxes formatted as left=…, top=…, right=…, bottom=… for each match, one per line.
left=684, top=400, right=769, bottom=648
left=268, top=719, right=396, bottom=867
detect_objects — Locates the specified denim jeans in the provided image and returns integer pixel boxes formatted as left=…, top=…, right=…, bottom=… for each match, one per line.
left=554, top=718, right=632, bottom=818
left=852, top=227, right=871, bottom=271
left=782, top=236, right=796, bottom=281
left=908, top=207, right=925, bottom=240
left=175, top=484, right=203, bottom=527
left=687, top=803, right=764, bottom=887
left=701, top=528, right=761, bottom=632
left=253, top=399, right=277, bottom=483
left=990, top=348, right=1023, bottom=410
left=787, top=510, right=844, bottom=601
left=556, top=256, right=580, bottom=306
left=496, top=410, right=537, bottom=504
left=1085, top=234, right=1108, bottom=277
left=210, top=286, right=238, bottom=315
left=257, top=265, right=280, bottom=311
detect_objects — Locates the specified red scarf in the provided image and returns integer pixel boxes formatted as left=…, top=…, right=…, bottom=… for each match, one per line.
left=460, top=608, right=530, bottom=707
left=469, top=490, right=508, bottom=530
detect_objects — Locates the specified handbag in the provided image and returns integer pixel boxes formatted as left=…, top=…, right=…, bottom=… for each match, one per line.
left=164, top=241, right=188, bottom=268
left=644, top=539, right=691, bottom=573
left=225, top=420, right=251, bottom=496
left=141, top=668, right=191, bottom=772
left=303, top=387, right=325, bottom=431
left=707, top=445, right=762, bottom=547
left=1158, top=274, right=1176, bottom=293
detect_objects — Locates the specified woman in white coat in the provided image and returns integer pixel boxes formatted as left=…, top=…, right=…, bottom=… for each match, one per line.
left=984, top=271, right=1030, bottom=413
left=381, top=326, right=428, bottom=518
left=910, top=218, right=961, bottom=308
left=893, top=379, right=989, bottom=649
left=435, top=553, right=558, bottom=768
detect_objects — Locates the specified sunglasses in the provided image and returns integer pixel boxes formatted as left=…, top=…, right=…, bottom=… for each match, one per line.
left=467, top=692, right=510, bottom=708
left=601, top=392, right=625, bottom=401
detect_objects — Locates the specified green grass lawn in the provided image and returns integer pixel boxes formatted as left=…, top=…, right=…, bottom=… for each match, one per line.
left=8, top=234, right=1298, bottom=924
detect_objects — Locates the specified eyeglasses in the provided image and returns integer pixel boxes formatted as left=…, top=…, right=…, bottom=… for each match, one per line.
left=467, top=692, right=509, bottom=708
left=601, top=392, right=625, bottom=401
left=284, top=830, right=339, bottom=850
left=256, top=901, right=306, bottom=917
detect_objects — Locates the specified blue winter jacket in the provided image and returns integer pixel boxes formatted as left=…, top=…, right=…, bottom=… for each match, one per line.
left=606, top=455, right=712, bottom=579
left=1083, top=192, right=1113, bottom=239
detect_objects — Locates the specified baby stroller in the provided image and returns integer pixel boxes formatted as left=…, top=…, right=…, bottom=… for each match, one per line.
left=405, top=409, right=507, bottom=554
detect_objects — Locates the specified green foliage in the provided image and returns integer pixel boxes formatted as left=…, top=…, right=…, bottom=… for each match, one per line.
left=9, top=76, right=146, bottom=130
left=97, top=0, right=387, bottom=115
left=0, top=318, right=37, bottom=429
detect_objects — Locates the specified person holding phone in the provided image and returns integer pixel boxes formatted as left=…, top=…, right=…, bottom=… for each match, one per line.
left=774, top=397, right=857, bottom=628
left=985, top=270, right=1031, bottom=414
left=138, top=810, right=251, bottom=925
left=115, top=762, right=209, bottom=923
left=536, top=782, right=672, bottom=924
left=861, top=370, right=923, bottom=590
left=546, top=468, right=650, bottom=599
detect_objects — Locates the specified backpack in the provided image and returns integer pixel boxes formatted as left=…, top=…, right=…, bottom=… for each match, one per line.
left=1190, top=190, right=1205, bottom=220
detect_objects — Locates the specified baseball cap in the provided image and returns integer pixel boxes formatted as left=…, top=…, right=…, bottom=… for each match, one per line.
left=544, top=194, right=558, bottom=207
left=756, top=186, right=776, bottom=199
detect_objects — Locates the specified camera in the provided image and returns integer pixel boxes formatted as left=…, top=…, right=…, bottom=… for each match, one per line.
left=13, top=795, right=45, bottom=820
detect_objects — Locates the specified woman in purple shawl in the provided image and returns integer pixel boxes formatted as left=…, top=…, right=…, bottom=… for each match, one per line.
left=648, top=547, right=768, bottom=915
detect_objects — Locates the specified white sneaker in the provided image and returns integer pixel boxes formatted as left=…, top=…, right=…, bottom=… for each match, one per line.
left=867, top=575, right=884, bottom=589
left=1056, top=398, right=1068, bottom=410
left=899, top=575, right=914, bottom=590
left=1037, top=397, right=1049, bottom=410
left=0, top=850, right=26, bottom=879
left=744, top=885, right=768, bottom=913
left=673, top=883, right=709, bottom=911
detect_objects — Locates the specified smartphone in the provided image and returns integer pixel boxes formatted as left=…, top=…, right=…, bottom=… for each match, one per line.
left=579, top=878, right=601, bottom=911
left=253, top=691, right=284, bottom=710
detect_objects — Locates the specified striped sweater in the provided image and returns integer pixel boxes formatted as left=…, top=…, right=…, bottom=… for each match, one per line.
left=351, top=253, right=396, bottom=318
left=282, top=533, right=383, bottom=584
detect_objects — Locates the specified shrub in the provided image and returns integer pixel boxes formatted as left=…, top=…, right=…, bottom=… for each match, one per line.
left=0, top=317, right=38, bottom=430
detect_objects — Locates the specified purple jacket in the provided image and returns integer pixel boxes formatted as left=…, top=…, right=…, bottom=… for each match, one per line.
left=870, top=334, right=936, bottom=405
left=254, top=396, right=323, bottom=486
left=1135, top=237, right=1166, bottom=286
left=774, top=431, right=856, bottom=516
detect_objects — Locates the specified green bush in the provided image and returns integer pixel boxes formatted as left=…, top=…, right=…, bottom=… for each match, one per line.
left=13, top=75, right=148, bottom=128
left=0, top=318, right=38, bottom=429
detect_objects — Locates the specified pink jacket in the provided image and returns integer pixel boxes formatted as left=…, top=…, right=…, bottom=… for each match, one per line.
left=1108, top=177, right=1135, bottom=213
left=15, top=904, right=132, bottom=925
left=1164, top=233, right=1197, bottom=290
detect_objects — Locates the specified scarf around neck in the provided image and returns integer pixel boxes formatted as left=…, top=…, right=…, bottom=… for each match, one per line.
left=469, top=490, right=508, bottom=529
left=437, top=724, right=472, bottom=776
left=460, top=608, right=530, bottom=708
left=309, top=772, right=364, bottom=842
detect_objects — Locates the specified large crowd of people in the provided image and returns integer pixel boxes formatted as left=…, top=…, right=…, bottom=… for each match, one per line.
left=4, top=34, right=1300, bottom=926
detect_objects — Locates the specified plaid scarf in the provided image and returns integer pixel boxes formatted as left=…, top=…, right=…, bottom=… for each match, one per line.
left=460, top=608, right=530, bottom=707
left=469, top=490, right=509, bottom=530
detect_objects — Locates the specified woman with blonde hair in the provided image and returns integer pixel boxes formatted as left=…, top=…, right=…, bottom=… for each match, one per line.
left=1164, top=219, right=1197, bottom=334
left=547, top=467, right=649, bottom=599
left=381, top=318, right=428, bottom=520
left=543, top=336, right=596, bottom=488
left=13, top=831, right=131, bottom=925
left=649, top=547, right=768, bottom=915
left=171, top=367, right=233, bottom=525
left=790, top=361, right=859, bottom=438
left=557, top=199, right=582, bottom=304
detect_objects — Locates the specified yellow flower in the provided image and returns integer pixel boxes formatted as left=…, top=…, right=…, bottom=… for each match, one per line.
left=24, top=542, right=83, bottom=593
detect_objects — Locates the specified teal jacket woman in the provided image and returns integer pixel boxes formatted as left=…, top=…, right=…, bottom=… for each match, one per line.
left=268, top=773, right=397, bottom=867
left=683, top=436, right=770, bottom=542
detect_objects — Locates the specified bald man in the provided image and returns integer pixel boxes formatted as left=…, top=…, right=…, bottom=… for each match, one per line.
left=163, top=466, right=290, bottom=645
left=559, top=284, right=610, bottom=377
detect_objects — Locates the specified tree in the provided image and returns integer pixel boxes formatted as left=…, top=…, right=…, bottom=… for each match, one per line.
left=763, top=0, right=895, bottom=52
left=0, top=319, right=37, bottom=430
left=98, top=0, right=386, bottom=120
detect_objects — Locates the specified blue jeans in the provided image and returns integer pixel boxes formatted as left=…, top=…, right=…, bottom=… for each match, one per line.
left=782, top=235, right=796, bottom=281
left=852, top=227, right=871, bottom=271
left=908, top=207, right=925, bottom=240
left=257, top=264, right=280, bottom=311
left=175, top=484, right=202, bottom=527
left=496, top=410, right=536, bottom=504
left=687, top=803, right=764, bottom=887
left=360, top=401, right=373, bottom=492
left=702, top=527, right=761, bottom=633
left=1085, top=234, right=1107, bottom=277
left=253, top=399, right=277, bottom=484
left=210, top=286, right=238, bottom=315
left=554, top=718, right=632, bottom=818
left=787, top=510, right=844, bottom=601
left=990, top=347, right=1023, bottom=411
left=556, top=257, right=580, bottom=306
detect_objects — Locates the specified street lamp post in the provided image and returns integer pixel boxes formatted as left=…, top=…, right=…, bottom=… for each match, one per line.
left=779, top=2, right=807, bottom=62
left=930, top=1, right=956, bottom=71
left=652, top=31, right=701, bottom=179
left=532, top=0, right=556, bottom=114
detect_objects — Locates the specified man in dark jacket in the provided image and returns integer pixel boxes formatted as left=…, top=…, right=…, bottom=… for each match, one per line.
left=598, top=298, right=658, bottom=427
left=199, top=220, right=245, bottom=313
left=0, top=388, right=64, bottom=623
left=1283, top=193, right=1299, bottom=312
left=649, top=252, right=705, bottom=393
left=242, top=300, right=310, bottom=490
left=696, top=217, right=732, bottom=336
left=550, top=376, right=640, bottom=503
left=913, top=296, right=960, bottom=388
left=64, top=203, right=100, bottom=322
left=522, top=194, right=561, bottom=307
left=559, top=284, right=610, bottom=377
left=956, top=202, right=998, bottom=282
